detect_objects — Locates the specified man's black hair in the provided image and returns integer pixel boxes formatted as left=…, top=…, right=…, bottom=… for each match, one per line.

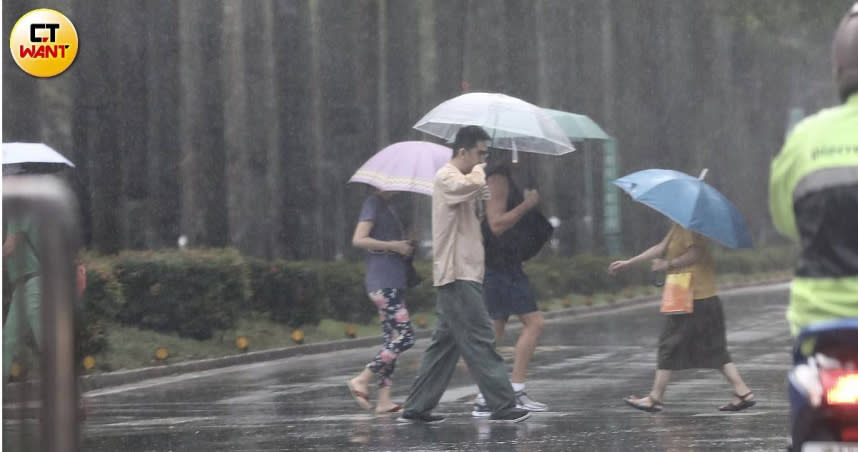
left=452, top=126, right=491, bottom=156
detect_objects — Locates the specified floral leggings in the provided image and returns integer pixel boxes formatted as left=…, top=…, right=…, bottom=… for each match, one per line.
left=366, top=288, right=415, bottom=388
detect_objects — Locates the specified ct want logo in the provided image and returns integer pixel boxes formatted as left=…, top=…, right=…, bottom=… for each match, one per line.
left=9, top=9, right=78, bottom=78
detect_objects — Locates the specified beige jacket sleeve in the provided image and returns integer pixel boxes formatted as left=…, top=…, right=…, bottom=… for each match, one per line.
left=436, top=164, right=486, bottom=205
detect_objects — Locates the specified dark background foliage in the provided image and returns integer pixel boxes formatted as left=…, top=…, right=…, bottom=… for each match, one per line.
left=3, top=0, right=850, bottom=260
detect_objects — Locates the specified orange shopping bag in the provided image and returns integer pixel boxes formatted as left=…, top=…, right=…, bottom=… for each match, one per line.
left=660, top=272, right=693, bottom=314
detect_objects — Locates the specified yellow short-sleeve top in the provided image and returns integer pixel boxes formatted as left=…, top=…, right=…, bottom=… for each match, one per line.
left=666, top=224, right=717, bottom=299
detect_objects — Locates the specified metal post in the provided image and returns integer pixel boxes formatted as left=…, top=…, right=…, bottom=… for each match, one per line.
left=4, top=176, right=81, bottom=452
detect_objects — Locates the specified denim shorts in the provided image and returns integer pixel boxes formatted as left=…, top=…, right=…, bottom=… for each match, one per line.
left=483, top=266, right=538, bottom=320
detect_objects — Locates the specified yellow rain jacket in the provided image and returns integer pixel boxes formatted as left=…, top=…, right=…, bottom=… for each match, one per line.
left=769, top=93, right=858, bottom=335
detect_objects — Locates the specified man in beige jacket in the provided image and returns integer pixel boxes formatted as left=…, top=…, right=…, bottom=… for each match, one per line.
left=398, top=126, right=530, bottom=424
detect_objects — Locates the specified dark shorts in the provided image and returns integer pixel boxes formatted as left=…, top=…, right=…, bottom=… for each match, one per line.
left=483, top=266, right=538, bottom=320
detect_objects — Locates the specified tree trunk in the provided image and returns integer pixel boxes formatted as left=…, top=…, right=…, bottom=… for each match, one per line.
left=145, top=0, right=180, bottom=249
left=275, top=0, right=313, bottom=259
left=115, top=0, right=150, bottom=250
left=221, top=1, right=251, bottom=255
left=178, top=0, right=227, bottom=247
left=307, top=0, right=326, bottom=258
left=257, top=0, right=283, bottom=260
left=73, top=1, right=122, bottom=254
left=376, top=0, right=390, bottom=148
left=2, top=1, right=39, bottom=142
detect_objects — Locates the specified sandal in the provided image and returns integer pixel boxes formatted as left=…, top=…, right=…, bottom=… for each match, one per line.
left=624, top=394, right=663, bottom=413
left=347, top=380, right=373, bottom=410
left=719, top=391, right=756, bottom=412
left=376, top=403, right=402, bottom=414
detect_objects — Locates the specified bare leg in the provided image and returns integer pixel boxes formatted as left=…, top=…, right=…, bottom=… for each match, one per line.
left=375, top=386, right=399, bottom=413
left=649, top=369, right=671, bottom=402
left=492, top=319, right=506, bottom=345
left=510, top=311, right=544, bottom=384
left=720, top=362, right=753, bottom=404
left=627, top=369, right=671, bottom=407
left=349, top=368, right=373, bottom=397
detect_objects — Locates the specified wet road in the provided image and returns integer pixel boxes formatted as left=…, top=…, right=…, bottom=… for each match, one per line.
left=29, top=284, right=799, bottom=451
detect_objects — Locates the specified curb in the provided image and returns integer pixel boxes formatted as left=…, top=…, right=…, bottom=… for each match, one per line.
left=78, top=277, right=791, bottom=393
left=79, top=329, right=437, bottom=392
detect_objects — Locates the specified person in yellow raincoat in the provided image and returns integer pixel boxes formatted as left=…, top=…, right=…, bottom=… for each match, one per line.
left=769, top=3, right=858, bottom=336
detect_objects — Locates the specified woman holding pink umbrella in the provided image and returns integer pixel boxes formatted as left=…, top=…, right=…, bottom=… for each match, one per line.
left=346, top=141, right=450, bottom=413
left=346, top=189, right=415, bottom=413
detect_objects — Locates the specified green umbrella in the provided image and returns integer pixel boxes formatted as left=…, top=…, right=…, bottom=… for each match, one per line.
left=543, top=108, right=610, bottom=141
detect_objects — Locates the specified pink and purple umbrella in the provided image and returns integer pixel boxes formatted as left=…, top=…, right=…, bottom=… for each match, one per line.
left=348, top=141, right=451, bottom=195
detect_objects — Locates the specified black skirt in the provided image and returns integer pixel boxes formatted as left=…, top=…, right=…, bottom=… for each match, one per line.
left=657, top=296, right=732, bottom=370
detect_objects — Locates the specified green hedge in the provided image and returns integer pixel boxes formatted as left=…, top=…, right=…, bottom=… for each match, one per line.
left=525, top=254, right=651, bottom=299
left=112, top=249, right=249, bottom=340
left=245, top=258, right=436, bottom=326
left=313, top=260, right=437, bottom=323
left=246, top=258, right=325, bottom=327
left=78, top=245, right=796, bottom=353
left=713, top=246, right=797, bottom=275
left=78, top=260, right=124, bottom=358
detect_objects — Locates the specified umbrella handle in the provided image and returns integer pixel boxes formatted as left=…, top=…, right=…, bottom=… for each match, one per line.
left=525, top=158, right=538, bottom=189
left=650, top=271, right=665, bottom=287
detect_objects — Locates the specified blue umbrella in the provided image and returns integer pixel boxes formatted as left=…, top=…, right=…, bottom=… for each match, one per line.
left=613, top=169, right=753, bottom=249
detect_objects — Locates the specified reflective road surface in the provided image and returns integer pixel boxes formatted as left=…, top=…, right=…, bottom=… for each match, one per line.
left=18, top=283, right=798, bottom=451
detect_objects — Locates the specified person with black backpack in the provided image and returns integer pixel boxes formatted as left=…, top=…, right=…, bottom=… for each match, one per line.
left=471, top=150, right=553, bottom=417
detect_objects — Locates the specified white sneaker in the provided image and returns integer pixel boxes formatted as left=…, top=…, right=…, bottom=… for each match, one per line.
left=471, top=401, right=492, bottom=417
left=515, top=391, right=548, bottom=411
left=471, top=393, right=490, bottom=417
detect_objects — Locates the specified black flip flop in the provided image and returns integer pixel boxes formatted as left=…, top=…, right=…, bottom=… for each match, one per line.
left=624, top=395, right=664, bottom=413
left=719, top=391, right=756, bottom=412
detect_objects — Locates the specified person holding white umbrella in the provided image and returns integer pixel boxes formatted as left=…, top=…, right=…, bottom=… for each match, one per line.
left=410, top=93, right=567, bottom=420
left=471, top=150, right=550, bottom=417
left=398, top=126, right=530, bottom=424
left=3, top=201, right=43, bottom=382
left=2, top=142, right=74, bottom=382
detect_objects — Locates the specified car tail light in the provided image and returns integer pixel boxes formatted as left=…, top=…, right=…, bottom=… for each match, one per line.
left=842, top=426, right=858, bottom=442
left=821, top=370, right=858, bottom=405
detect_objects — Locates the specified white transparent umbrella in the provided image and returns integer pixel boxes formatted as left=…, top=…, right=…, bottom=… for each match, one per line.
left=413, top=92, right=575, bottom=162
left=3, top=142, right=75, bottom=168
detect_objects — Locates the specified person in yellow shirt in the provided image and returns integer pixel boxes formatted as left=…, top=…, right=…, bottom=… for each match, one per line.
left=608, top=224, right=754, bottom=412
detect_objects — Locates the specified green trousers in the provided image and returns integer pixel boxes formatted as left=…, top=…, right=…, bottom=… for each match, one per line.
left=403, top=280, right=515, bottom=415
left=3, top=276, right=41, bottom=380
